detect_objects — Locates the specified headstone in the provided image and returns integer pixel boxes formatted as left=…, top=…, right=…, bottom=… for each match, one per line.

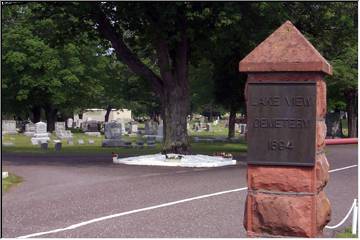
left=75, top=119, right=83, bottom=128
left=239, top=124, right=247, bottom=134
left=2, top=120, right=17, bottom=135
left=205, top=123, right=211, bottom=131
left=88, top=139, right=95, bottom=144
left=24, top=123, right=36, bottom=136
left=145, top=121, right=157, bottom=135
left=40, top=142, right=48, bottom=150
left=78, top=139, right=84, bottom=145
left=120, top=121, right=126, bottom=134
left=84, top=120, right=101, bottom=137
left=239, top=21, right=331, bottom=237
left=146, top=136, right=156, bottom=147
left=123, top=140, right=132, bottom=148
left=135, top=140, right=144, bottom=148
left=156, top=121, right=164, bottom=142
left=55, top=122, right=73, bottom=140
left=54, top=142, right=62, bottom=152
left=102, top=122, right=124, bottom=147
left=31, top=122, right=50, bottom=145
left=55, top=122, right=66, bottom=132
left=67, top=118, right=74, bottom=128
left=129, top=122, right=138, bottom=134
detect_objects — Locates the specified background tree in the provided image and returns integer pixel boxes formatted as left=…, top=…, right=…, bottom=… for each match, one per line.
left=2, top=3, right=106, bottom=131
left=206, top=2, right=285, bottom=138
left=283, top=2, right=358, bottom=136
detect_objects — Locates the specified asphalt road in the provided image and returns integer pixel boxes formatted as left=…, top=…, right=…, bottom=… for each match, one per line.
left=2, top=144, right=358, bottom=238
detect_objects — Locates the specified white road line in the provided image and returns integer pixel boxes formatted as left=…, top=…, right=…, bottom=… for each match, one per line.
left=17, top=187, right=248, bottom=238
left=17, top=164, right=358, bottom=238
left=329, top=165, right=357, bottom=173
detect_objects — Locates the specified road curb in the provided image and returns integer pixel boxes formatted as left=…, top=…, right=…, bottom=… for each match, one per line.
left=325, top=138, right=358, bottom=145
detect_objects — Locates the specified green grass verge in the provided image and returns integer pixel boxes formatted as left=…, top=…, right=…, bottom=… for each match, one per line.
left=2, top=173, right=23, bottom=192
left=336, top=227, right=357, bottom=238
left=2, top=133, right=247, bottom=156
left=341, top=119, right=349, bottom=137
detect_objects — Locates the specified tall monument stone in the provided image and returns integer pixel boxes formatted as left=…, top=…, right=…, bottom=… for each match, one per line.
left=239, top=21, right=331, bottom=237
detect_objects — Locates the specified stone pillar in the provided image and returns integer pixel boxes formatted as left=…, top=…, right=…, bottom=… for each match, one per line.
left=239, top=21, right=332, bottom=237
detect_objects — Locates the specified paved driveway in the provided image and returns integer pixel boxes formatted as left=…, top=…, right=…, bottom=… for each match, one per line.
left=2, top=144, right=358, bottom=237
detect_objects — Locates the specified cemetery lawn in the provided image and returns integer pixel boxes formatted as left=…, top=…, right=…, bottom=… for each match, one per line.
left=335, top=227, right=357, bottom=238
left=2, top=173, right=23, bottom=192
left=2, top=133, right=247, bottom=156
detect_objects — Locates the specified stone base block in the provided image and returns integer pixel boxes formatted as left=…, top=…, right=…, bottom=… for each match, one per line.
left=244, top=191, right=331, bottom=237
left=248, top=165, right=313, bottom=192
left=102, top=139, right=124, bottom=147
left=248, top=154, right=329, bottom=193
left=316, top=191, right=331, bottom=231
left=85, top=132, right=101, bottom=137
left=31, top=137, right=50, bottom=145
left=24, top=132, right=35, bottom=137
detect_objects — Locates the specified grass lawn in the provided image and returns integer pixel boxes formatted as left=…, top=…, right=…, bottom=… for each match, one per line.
left=341, top=119, right=348, bottom=137
left=2, top=131, right=247, bottom=156
left=2, top=173, right=23, bottom=192
left=335, top=227, right=357, bottom=238
left=188, top=123, right=229, bottom=137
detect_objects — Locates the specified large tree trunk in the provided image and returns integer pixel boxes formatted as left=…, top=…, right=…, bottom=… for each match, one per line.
left=228, top=106, right=236, bottom=139
left=346, top=92, right=357, bottom=137
left=162, top=85, right=190, bottom=154
left=105, top=105, right=112, bottom=122
left=93, top=5, right=190, bottom=153
left=31, top=105, right=41, bottom=123
left=44, top=105, right=58, bottom=132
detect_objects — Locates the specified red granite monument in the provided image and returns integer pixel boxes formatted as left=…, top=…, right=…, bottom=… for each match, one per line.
left=239, top=20, right=332, bottom=237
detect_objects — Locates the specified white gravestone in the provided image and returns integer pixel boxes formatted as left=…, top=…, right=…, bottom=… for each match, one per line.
left=24, top=123, right=36, bottom=136
left=67, top=118, right=74, bottom=128
left=31, top=122, right=50, bottom=145
left=75, top=119, right=83, bottom=128
left=55, top=122, right=66, bottom=132
left=55, top=122, right=73, bottom=140
left=2, top=120, right=17, bottom=135
left=156, top=121, right=164, bottom=142
left=145, top=121, right=153, bottom=135
left=129, top=123, right=138, bottom=134
left=239, top=124, right=247, bottom=134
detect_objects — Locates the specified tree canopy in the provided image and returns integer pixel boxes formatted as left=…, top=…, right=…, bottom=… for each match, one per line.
left=2, top=2, right=357, bottom=138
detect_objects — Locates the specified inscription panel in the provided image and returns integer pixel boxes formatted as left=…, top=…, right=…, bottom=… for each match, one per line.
left=247, top=82, right=316, bottom=166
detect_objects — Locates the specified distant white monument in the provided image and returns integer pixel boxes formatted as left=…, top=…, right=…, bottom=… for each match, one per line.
left=80, top=108, right=132, bottom=122
left=2, top=120, right=17, bottom=135
left=31, top=122, right=50, bottom=145
left=24, top=123, right=36, bottom=136
left=55, top=122, right=73, bottom=140
left=156, top=120, right=164, bottom=142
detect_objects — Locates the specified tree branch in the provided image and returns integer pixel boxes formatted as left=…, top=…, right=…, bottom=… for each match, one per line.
left=90, top=4, right=164, bottom=95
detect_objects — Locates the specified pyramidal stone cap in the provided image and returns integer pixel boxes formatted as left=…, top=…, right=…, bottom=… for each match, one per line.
left=239, top=20, right=332, bottom=75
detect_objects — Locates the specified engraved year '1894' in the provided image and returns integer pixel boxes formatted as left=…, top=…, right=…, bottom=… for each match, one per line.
left=247, top=83, right=316, bottom=166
